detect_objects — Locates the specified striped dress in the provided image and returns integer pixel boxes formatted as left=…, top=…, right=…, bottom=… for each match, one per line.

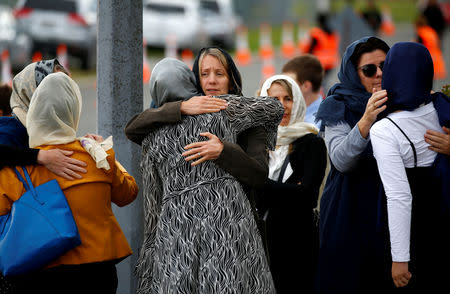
left=136, top=95, right=283, bottom=294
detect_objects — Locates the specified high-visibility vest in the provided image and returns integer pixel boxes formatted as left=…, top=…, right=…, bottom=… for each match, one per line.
left=417, top=26, right=447, bottom=80
left=299, top=27, right=339, bottom=71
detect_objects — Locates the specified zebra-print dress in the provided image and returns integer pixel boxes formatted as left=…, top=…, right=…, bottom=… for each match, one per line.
left=136, top=95, right=283, bottom=294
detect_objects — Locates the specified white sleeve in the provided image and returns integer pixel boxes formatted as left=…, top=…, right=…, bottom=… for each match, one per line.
left=370, top=121, right=412, bottom=262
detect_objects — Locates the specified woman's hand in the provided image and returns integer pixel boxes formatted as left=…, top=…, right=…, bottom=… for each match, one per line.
left=37, top=149, right=87, bottom=180
left=392, top=262, right=412, bottom=288
left=358, top=89, right=388, bottom=138
left=425, top=126, right=450, bottom=155
left=180, top=96, right=228, bottom=115
left=84, top=133, right=104, bottom=143
left=182, top=132, right=224, bottom=166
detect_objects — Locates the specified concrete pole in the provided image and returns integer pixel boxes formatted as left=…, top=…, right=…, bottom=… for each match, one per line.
left=97, top=1, right=143, bottom=293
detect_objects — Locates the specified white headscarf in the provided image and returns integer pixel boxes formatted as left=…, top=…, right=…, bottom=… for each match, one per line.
left=260, top=74, right=318, bottom=146
left=27, top=72, right=112, bottom=169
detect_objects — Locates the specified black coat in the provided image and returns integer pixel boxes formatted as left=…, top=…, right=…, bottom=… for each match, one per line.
left=257, top=133, right=327, bottom=294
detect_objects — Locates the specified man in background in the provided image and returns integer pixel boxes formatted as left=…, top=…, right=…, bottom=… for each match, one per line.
left=282, top=54, right=324, bottom=129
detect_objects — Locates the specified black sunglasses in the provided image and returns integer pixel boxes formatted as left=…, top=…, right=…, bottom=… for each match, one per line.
left=358, top=61, right=384, bottom=78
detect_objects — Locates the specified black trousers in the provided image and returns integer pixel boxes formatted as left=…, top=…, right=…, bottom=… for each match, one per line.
left=10, top=261, right=118, bottom=294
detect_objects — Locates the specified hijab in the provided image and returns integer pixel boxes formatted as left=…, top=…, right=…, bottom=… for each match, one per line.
left=381, top=42, right=449, bottom=126
left=315, top=36, right=374, bottom=129
left=192, top=46, right=243, bottom=95
left=150, top=58, right=199, bottom=108
left=10, top=59, right=61, bottom=127
left=27, top=72, right=114, bottom=169
left=381, top=42, right=433, bottom=114
left=260, top=74, right=318, bottom=146
left=27, top=72, right=82, bottom=148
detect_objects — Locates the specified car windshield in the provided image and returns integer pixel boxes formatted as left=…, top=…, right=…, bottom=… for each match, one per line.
left=200, top=0, right=220, bottom=14
left=24, top=0, right=76, bottom=13
left=145, top=3, right=185, bottom=14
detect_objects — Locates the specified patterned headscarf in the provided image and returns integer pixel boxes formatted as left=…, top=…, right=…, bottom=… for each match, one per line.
left=10, top=59, right=61, bottom=127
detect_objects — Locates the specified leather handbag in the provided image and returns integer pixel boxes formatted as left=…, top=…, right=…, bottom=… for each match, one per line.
left=0, top=167, right=81, bottom=276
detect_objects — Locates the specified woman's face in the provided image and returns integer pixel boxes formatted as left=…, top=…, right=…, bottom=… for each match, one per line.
left=357, top=49, right=386, bottom=93
left=268, top=83, right=293, bottom=126
left=200, top=55, right=230, bottom=95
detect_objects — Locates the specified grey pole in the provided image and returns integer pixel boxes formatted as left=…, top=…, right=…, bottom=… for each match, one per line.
left=97, top=1, right=143, bottom=293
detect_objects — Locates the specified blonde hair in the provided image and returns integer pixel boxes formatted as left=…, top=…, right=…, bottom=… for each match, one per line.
left=270, top=79, right=293, bottom=99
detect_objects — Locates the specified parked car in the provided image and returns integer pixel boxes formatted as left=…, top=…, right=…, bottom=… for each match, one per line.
left=0, top=5, right=32, bottom=73
left=143, top=0, right=239, bottom=51
left=143, top=0, right=209, bottom=51
left=13, top=0, right=97, bottom=69
left=200, top=0, right=240, bottom=50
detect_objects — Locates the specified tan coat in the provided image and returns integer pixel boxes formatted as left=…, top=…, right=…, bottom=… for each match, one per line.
left=0, top=141, right=138, bottom=267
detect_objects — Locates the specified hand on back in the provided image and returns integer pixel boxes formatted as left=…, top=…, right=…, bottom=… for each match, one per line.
left=180, top=96, right=228, bottom=115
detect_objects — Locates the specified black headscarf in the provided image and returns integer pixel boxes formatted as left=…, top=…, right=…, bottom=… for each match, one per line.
left=381, top=42, right=449, bottom=126
left=192, top=46, right=243, bottom=96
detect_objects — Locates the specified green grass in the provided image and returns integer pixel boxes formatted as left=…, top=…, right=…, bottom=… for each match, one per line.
left=331, top=0, right=418, bottom=24
left=243, top=0, right=418, bottom=54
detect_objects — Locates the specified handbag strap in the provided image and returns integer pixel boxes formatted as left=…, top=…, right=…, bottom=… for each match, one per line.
left=386, top=117, right=417, bottom=168
left=277, top=154, right=290, bottom=183
left=14, top=167, right=30, bottom=191
left=14, top=166, right=42, bottom=204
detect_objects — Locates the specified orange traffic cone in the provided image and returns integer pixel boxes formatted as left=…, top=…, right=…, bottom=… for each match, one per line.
left=32, top=51, right=42, bottom=63
left=143, top=41, right=151, bottom=84
left=1, top=50, right=12, bottom=86
left=181, top=49, right=194, bottom=70
left=261, top=56, right=275, bottom=82
left=259, top=23, right=274, bottom=60
left=235, top=25, right=252, bottom=66
left=56, top=44, right=69, bottom=69
left=281, top=21, right=296, bottom=59
left=165, top=34, right=178, bottom=59
left=380, top=6, right=395, bottom=36
left=297, top=19, right=311, bottom=53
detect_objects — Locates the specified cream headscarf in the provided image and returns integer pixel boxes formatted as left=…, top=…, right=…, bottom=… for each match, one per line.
left=260, top=74, right=318, bottom=146
left=27, top=72, right=112, bottom=170
left=10, top=59, right=61, bottom=127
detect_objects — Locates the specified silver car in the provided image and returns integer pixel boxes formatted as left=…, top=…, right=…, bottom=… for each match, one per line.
left=143, top=0, right=209, bottom=51
left=143, top=0, right=239, bottom=51
left=0, top=5, right=32, bottom=72
left=14, top=0, right=97, bottom=69
left=200, top=0, right=240, bottom=50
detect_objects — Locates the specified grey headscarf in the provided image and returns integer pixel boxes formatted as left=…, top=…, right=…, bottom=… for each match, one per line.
left=150, top=58, right=199, bottom=108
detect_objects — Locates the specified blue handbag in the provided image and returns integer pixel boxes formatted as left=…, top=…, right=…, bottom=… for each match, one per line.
left=0, top=167, right=81, bottom=276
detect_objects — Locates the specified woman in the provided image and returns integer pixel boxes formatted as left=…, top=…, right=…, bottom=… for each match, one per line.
left=315, top=36, right=394, bottom=294
left=125, top=46, right=269, bottom=232
left=1, top=59, right=87, bottom=179
left=257, top=75, right=327, bottom=293
left=0, top=59, right=87, bottom=293
left=370, top=42, right=450, bottom=291
left=135, top=58, right=282, bottom=293
left=0, top=72, right=139, bottom=293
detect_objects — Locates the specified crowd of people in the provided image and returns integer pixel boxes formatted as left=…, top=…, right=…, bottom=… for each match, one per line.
left=0, top=3, right=449, bottom=294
